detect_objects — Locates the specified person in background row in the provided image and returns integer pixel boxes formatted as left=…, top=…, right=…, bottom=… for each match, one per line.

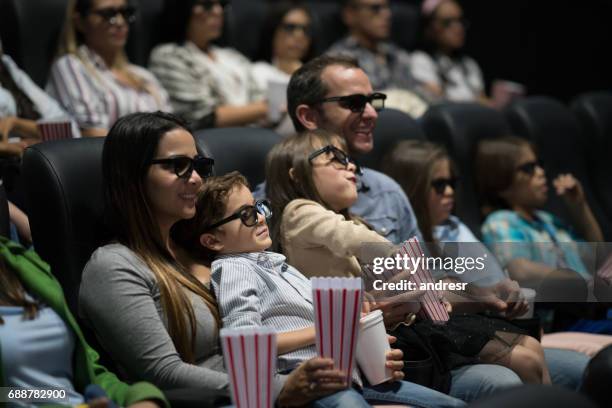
left=47, top=0, right=171, bottom=137
left=328, top=0, right=414, bottom=92
left=0, top=237, right=168, bottom=408
left=253, top=1, right=315, bottom=93
left=1, top=37, right=78, bottom=155
left=253, top=1, right=316, bottom=135
left=411, top=0, right=488, bottom=104
left=150, top=0, right=269, bottom=129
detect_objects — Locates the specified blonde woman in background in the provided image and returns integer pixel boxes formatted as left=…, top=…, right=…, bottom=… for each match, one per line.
left=46, top=0, right=171, bottom=137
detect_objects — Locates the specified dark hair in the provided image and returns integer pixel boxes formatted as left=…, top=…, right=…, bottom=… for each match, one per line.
left=102, top=111, right=220, bottom=362
left=287, top=54, right=359, bottom=132
left=159, top=0, right=229, bottom=45
left=475, top=136, right=534, bottom=214
left=255, top=1, right=315, bottom=63
left=265, top=129, right=350, bottom=251
left=381, top=140, right=453, bottom=244
left=172, top=171, right=250, bottom=264
left=160, top=0, right=199, bottom=44
left=0, top=256, right=40, bottom=325
left=417, top=0, right=465, bottom=58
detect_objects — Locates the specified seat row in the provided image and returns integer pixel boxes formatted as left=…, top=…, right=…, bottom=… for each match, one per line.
left=20, top=92, right=612, bottom=317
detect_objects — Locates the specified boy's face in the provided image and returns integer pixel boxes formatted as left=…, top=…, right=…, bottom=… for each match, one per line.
left=203, top=184, right=272, bottom=255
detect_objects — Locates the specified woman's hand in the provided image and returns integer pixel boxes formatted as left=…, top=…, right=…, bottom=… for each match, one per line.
left=277, top=358, right=348, bottom=407
left=385, top=336, right=405, bottom=382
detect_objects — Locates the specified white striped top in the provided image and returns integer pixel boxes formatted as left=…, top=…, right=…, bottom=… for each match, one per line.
left=211, top=251, right=362, bottom=385
left=149, top=42, right=263, bottom=124
left=46, top=45, right=171, bottom=131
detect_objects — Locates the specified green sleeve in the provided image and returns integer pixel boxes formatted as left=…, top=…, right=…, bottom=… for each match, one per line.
left=84, top=343, right=170, bottom=408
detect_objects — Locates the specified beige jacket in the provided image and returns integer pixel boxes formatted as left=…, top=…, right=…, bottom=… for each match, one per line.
left=280, top=199, right=391, bottom=278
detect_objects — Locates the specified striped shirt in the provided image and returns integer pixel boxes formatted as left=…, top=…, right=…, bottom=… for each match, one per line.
left=46, top=45, right=171, bottom=131
left=149, top=42, right=263, bottom=125
left=211, top=251, right=361, bottom=385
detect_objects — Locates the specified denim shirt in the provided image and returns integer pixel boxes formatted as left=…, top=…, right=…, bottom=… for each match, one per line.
left=352, top=167, right=423, bottom=245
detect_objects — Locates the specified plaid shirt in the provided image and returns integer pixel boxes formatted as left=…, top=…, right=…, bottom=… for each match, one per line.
left=326, top=36, right=416, bottom=91
left=481, top=210, right=589, bottom=278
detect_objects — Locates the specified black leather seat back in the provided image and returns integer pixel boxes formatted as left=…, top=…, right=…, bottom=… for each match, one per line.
left=421, top=103, right=511, bottom=236
left=390, top=1, right=420, bottom=51
left=309, top=1, right=345, bottom=54
left=571, top=92, right=612, bottom=224
left=22, top=138, right=106, bottom=313
left=194, top=127, right=283, bottom=188
left=125, top=0, right=165, bottom=66
left=505, top=96, right=612, bottom=240
left=0, top=0, right=69, bottom=86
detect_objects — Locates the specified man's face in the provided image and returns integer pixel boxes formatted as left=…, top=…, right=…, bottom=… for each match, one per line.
left=346, top=0, right=391, bottom=42
left=316, top=65, right=378, bottom=156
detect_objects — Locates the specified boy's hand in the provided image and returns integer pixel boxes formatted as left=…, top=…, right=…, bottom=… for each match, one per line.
left=278, top=358, right=348, bottom=407
left=554, top=174, right=585, bottom=206
left=385, top=336, right=405, bottom=382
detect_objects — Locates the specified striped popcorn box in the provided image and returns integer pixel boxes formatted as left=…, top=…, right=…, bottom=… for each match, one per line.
left=37, top=120, right=72, bottom=142
left=311, top=277, right=362, bottom=385
left=220, top=327, right=277, bottom=408
left=400, top=238, right=449, bottom=323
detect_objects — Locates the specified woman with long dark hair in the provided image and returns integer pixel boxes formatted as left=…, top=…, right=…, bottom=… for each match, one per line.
left=411, top=0, right=487, bottom=103
left=253, top=1, right=315, bottom=92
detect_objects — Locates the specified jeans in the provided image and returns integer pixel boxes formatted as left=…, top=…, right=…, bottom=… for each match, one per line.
left=312, top=380, right=466, bottom=408
left=449, top=364, right=521, bottom=403
left=448, top=347, right=589, bottom=403
left=544, top=348, right=589, bottom=390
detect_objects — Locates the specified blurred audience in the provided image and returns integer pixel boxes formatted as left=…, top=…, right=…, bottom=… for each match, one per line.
left=47, top=0, right=171, bottom=137
left=1, top=38, right=77, bottom=156
left=253, top=1, right=315, bottom=92
left=328, top=0, right=413, bottom=91
left=150, top=0, right=268, bottom=129
left=253, top=1, right=316, bottom=135
left=0, top=236, right=168, bottom=408
left=411, top=0, right=488, bottom=104
left=326, top=0, right=428, bottom=116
